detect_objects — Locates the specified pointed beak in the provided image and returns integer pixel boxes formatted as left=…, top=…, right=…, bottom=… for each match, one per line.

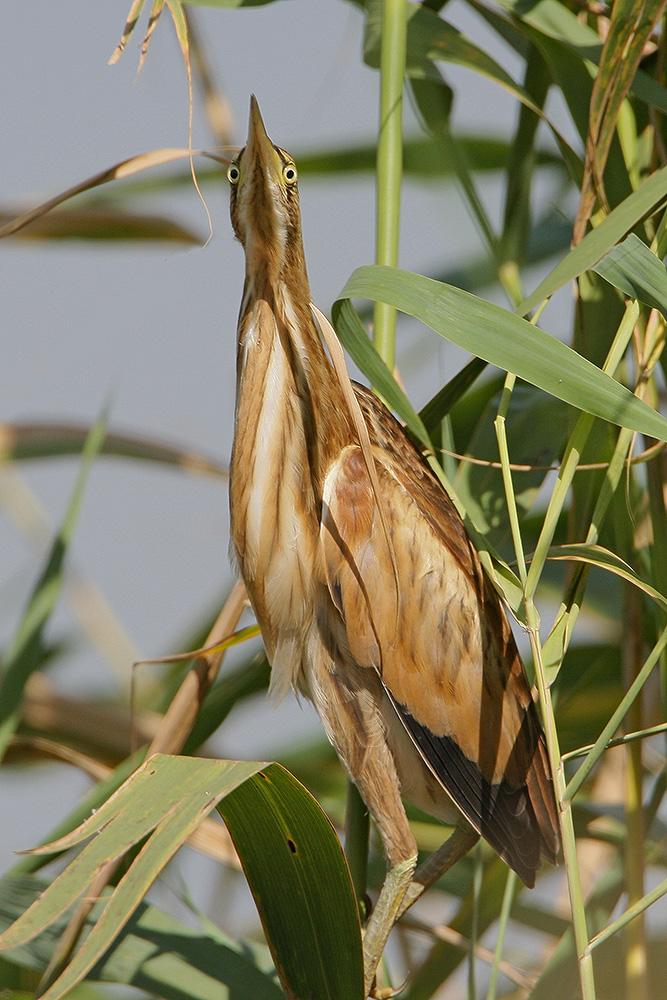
left=245, top=95, right=280, bottom=181
left=230, top=97, right=289, bottom=262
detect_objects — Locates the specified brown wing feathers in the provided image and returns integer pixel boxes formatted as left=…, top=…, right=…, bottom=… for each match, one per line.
left=322, top=383, right=559, bottom=886
left=389, top=694, right=541, bottom=884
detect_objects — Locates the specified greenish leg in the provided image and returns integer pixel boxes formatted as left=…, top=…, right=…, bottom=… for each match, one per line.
left=363, top=822, right=478, bottom=995
left=363, top=853, right=417, bottom=996
left=397, top=821, right=479, bottom=919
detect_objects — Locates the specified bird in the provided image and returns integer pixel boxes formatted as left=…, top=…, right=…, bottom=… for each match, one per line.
left=227, top=96, right=559, bottom=995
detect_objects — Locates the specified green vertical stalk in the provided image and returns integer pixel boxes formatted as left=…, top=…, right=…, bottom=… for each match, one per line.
left=492, top=369, right=589, bottom=1000
left=528, top=297, right=647, bottom=1000
left=374, top=0, right=407, bottom=370
left=348, top=0, right=406, bottom=920
left=528, top=616, right=597, bottom=1000
left=485, top=870, right=517, bottom=1000
left=646, top=443, right=667, bottom=777
left=467, top=844, right=482, bottom=1000
left=494, top=372, right=527, bottom=584
left=499, top=43, right=550, bottom=304
left=525, top=299, right=640, bottom=602
left=622, top=583, right=648, bottom=1000
left=651, top=219, right=667, bottom=781
left=345, top=779, right=370, bottom=918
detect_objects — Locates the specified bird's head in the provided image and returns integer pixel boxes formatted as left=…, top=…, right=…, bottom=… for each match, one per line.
left=228, top=96, right=305, bottom=284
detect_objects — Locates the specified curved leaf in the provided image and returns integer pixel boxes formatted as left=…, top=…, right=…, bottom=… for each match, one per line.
left=337, top=265, right=667, bottom=441
left=593, top=233, right=667, bottom=318
left=547, top=542, right=667, bottom=613
left=0, top=148, right=211, bottom=240
left=219, top=766, right=364, bottom=1000
left=0, top=757, right=266, bottom=960
left=0, top=206, right=200, bottom=243
left=0, top=755, right=362, bottom=1000
left=332, top=298, right=431, bottom=448
left=0, top=875, right=283, bottom=1000
left=517, top=163, right=667, bottom=314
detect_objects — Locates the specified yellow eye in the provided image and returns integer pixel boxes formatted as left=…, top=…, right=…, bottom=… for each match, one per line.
left=227, top=163, right=240, bottom=185
left=283, top=163, right=297, bottom=186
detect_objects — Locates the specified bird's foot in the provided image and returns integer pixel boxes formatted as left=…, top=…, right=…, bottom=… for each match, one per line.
left=362, top=854, right=416, bottom=997
left=368, top=980, right=408, bottom=999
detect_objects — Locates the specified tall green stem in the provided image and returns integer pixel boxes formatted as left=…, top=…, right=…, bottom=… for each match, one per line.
left=345, top=780, right=370, bottom=918
left=527, top=611, right=597, bottom=1000
left=494, top=373, right=527, bottom=584
left=374, top=0, right=406, bottom=370
left=525, top=299, right=640, bottom=603
left=623, top=583, right=648, bottom=1000
left=349, top=0, right=407, bottom=936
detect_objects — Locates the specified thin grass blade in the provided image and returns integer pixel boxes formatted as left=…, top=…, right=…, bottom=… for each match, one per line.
left=0, top=411, right=108, bottom=762
left=0, top=149, right=209, bottom=240
left=332, top=298, right=431, bottom=448
left=565, top=624, right=667, bottom=801
left=0, top=422, right=226, bottom=477
left=547, top=542, right=667, bottom=614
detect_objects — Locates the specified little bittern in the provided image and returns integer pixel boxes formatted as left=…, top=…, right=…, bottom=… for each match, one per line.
left=228, top=97, right=559, bottom=994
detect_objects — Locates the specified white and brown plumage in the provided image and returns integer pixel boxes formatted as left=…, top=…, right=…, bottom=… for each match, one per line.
left=228, top=97, right=559, bottom=992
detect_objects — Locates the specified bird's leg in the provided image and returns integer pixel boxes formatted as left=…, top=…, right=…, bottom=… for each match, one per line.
left=363, top=851, right=417, bottom=996
left=362, top=825, right=481, bottom=998
left=397, top=820, right=479, bottom=919
left=307, top=663, right=420, bottom=994
left=355, top=792, right=417, bottom=994
left=363, top=821, right=478, bottom=995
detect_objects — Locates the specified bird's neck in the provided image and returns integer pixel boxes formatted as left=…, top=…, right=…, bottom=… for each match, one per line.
left=234, top=265, right=351, bottom=474
left=229, top=264, right=351, bottom=695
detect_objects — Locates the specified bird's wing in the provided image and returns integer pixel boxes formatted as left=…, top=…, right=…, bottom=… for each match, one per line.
left=319, top=394, right=558, bottom=884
